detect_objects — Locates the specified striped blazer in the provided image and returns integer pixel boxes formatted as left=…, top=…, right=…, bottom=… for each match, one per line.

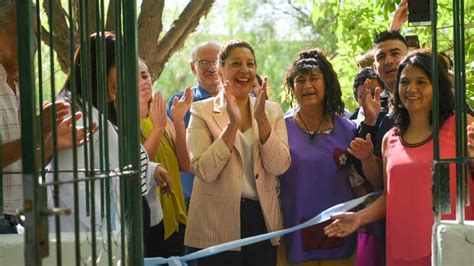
left=184, top=92, right=291, bottom=249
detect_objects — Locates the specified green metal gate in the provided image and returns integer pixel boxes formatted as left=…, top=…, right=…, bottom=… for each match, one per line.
left=431, top=0, right=474, bottom=265
left=15, top=0, right=144, bottom=265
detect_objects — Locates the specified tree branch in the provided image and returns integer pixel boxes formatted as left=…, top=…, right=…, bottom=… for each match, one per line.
left=147, top=0, right=215, bottom=80
left=138, top=0, right=165, bottom=64
left=42, top=0, right=73, bottom=73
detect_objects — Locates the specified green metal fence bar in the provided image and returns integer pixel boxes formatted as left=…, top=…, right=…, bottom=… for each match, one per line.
left=65, top=0, right=82, bottom=264
left=17, top=1, right=47, bottom=265
left=78, top=0, right=92, bottom=225
left=46, top=0, right=64, bottom=264
left=121, top=0, right=144, bottom=264
left=431, top=0, right=442, bottom=222
left=114, top=0, right=127, bottom=261
left=35, top=0, right=46, bottom=182
left=453, top=0, right=467, bottom=224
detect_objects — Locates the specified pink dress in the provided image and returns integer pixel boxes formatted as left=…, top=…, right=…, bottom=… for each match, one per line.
left=385, top=115, right=474, bottom=266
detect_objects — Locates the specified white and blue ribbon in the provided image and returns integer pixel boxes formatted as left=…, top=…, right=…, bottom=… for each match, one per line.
left=144, top=192, right=379, bottom=266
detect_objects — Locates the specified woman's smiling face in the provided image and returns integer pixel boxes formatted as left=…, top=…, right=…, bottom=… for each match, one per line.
left=398, top=64, right=433, bottom=115
left=138, top=61, right=153, bottom=105
left=219, top=47, right=256, bottom=99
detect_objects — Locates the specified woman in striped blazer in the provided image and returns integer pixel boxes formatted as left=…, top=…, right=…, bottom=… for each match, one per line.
left=184, top=40, right=291, bottom=266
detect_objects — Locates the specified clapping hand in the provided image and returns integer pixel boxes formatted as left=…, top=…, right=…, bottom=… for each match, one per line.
left=254, top=76, right=268, bottom=123
left=361, top=81, right=381, bottom=126
left=324, top=212, right=362, bottom=238
left=150, top=91, right=167, bottom=130
left=171, top=87, right=193, bottom=122
left=348, top=133, right=374, bottom=161
left=55, top=112, right=98, bottom=150
left=42, top=100, right=70, bottom=136
left=224, top=80, right=241, bottom=127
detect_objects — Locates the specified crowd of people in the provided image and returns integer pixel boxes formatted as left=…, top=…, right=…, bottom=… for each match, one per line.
left=2, top=1, right=474, bottom=266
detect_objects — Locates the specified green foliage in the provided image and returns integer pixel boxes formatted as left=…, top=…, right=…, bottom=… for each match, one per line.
left=38, top=0, right=474, bottom=111
left=157, top=0, right=473, bottom=112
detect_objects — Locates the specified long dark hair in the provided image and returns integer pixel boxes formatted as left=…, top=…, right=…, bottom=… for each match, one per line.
left=391, top=50, right=454, bottom=135
left=284, top=48, right=345, bottom=116
left=60, top=31, right=117, bottom=124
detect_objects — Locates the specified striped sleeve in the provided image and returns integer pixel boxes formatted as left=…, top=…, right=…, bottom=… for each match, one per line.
left=140, top=148, right=148, bottom=195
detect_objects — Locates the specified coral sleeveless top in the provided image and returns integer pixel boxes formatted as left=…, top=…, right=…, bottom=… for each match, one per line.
left=385, top=115, right=474, bottom=265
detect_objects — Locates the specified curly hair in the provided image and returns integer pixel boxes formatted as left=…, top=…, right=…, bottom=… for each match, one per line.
left=391, top=49, right=454, bottom=135
left=284, top=48, right=345, bottom=116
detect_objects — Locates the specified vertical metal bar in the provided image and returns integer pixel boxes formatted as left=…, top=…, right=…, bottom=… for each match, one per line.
left=430, top=1, right=441, bottom=264
left=453, top=0, right=466, bottom=224
left=79, top=0, right=97, bottom=263
left=17, top=1, right=47, bottom=265
left=95, top=1, right=105, bottom=223
left=35, top=0, right=46, bottom=182
left=66, top=0, right=81, bottom=264
left=121, top=0, right=144, bottom=264
left=98, top=0, right=113, bottom=263
left=431, top=0, right=441, bottom=222
left=78, top=0, right=91, bottom=219
left=46, top=0, right=63, bottom=264
left=114, top=0, right=127, bottom=261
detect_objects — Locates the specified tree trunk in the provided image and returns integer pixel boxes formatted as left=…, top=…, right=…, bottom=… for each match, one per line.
left=41, top=0, right=215, bottom=81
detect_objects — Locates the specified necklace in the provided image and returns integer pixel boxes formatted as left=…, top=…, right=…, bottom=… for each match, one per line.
left=297, top=111, right=325, bottom=146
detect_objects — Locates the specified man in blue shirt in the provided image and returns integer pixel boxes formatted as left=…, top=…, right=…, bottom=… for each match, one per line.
left=166, top=41, right=221, bottom=208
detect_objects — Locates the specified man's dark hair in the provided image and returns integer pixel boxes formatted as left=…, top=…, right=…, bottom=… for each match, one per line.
left=352, top=67, right=384, bottom=100
left=373, top=30, right=408, bottom=47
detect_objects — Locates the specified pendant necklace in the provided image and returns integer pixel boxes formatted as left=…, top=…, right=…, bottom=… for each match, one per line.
left=297, top=112, right=325, bottom=146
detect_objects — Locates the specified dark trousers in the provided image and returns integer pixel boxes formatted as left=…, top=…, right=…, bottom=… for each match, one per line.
left=189, top=198, right=276, bottom=266
left=0, top=215, right=18, bottom=234
left=143, top=197, right=185, bottom=258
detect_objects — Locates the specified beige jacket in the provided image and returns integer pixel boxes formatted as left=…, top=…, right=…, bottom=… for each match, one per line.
left=184, top=93, right=291, bottom=249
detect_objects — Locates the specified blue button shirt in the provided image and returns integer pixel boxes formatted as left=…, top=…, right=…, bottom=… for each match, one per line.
left=166, top=85, right=213, bottom=198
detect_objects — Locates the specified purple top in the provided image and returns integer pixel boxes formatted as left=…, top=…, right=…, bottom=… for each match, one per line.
left=279, top=114, right=357, bottom=263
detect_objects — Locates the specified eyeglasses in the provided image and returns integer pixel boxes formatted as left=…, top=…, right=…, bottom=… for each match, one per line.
left=194, top=60, right=216, bottom=68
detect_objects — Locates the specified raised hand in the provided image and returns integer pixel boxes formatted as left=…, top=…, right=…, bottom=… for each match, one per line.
left=55, top=112, right=98, bottom=150
left=224, top=80, right=241, bottom=127
left=362, top=82, right=381, bottom=126
left=150, top=90, right=167, bottom=130
left=390, top=0, right=408, bottom=31
left=348, top=133, right=374, bottom=161
left=324, top=212, right=362, bottom=238
left=154, top=165, right=173, bottom=196
left=42, top=100, right=70, bottom=136
left=468, top=122, right=474, bottom=158
left=171, top=87, right=193, bottom=122
left=254, top=76, right=268, bottom=123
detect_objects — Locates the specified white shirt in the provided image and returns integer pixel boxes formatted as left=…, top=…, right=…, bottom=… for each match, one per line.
left=0, top=64, right=22, bottom=215
left=46, top=106, right=163, bottom=232
left=239, top=128, right=258, bottom=200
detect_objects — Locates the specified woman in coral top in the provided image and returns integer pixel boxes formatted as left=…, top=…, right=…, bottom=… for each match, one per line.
left=324, top=50, right=474, bottom=266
